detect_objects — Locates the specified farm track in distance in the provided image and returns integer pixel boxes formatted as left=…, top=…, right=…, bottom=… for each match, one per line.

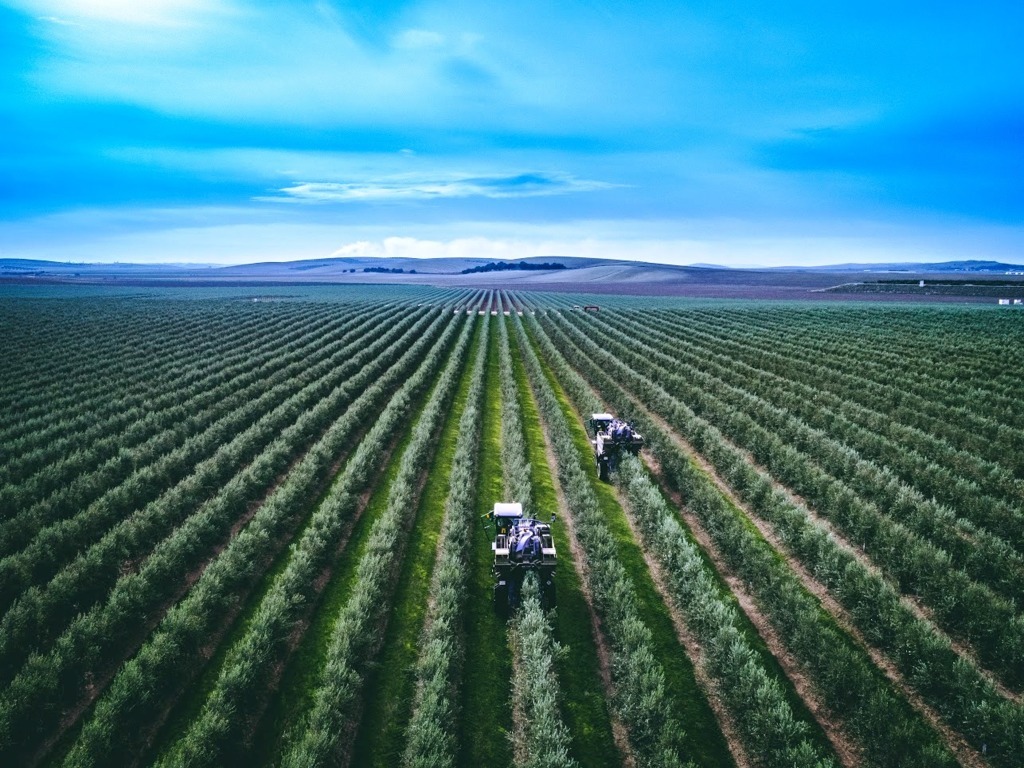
left=1, top=283, right=1021, bottom=768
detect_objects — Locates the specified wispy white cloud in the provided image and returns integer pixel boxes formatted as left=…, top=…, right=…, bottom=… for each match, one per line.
left=262, top=172, right=617, bottom=203
left=37, top=14, right=77, bottom=25
left=392, top=28, right=445, bottom=50
left=17, top=0, right=217, bottom=26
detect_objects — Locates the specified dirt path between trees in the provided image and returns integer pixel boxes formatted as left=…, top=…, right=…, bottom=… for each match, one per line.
left=722, top=435, right=1023, bottom=706
left=637, top=404, right=988, bottom=768
left=551, top=369, right=856, bottom=768
left=535, top=415, right=636, bottom=768
left=611, top=483, right=755, bottom=768
left=132, top=431, right=402, bottom=768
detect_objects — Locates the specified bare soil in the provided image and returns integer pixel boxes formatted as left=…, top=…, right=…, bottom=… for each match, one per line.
left=5, top=266, right=1009, bottom=303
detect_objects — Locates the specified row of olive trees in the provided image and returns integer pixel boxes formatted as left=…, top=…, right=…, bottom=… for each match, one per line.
left=582, top=300, right=1023, bottom=459
left=649, top=306, right=1024, bottom=470
left=13, top=311, right=454, bottom=768
left=0, top=299, right=239, bottom=439
left=0, top=304, right=286, bottom=486
left=624, top=307, right=1024, bottom=547
left=157, top=313, right=472, bottom=766
left=525, top=314, right=835, bottom=768
left=0, top=300, right=336, bottom=483
left=539, top=310, right=959, bottom=766
left=598, top=309, right=1024, bottom=605
left=0, top=307, right=416, bottom=610
left=536, top=294, right=1024, bottom=445
left=545, top=310, right=1023, bottom=767
left=668, top=304, right=1024, bottom=415
left=511, top=313, right=691, bottom=768
left=0, top=295, right=424, bottom=454
left=401, top=316, right=490, bottom=768
left=276, top=318, right=477, bottom=768
left=616, top=456, right=832, bottom=768
left=0, top=295, right=422, bottom=448
left=569, top=308, right=1024, bottom=690
left=644, top=308, right=1024, bottom=512
left=0, top=302, right=374, bottom=516
left=0, top=308, right=436, bottom=686
left=509, top=573, right=578, bottom=768
left=497, top=316, right=577, bottom=768
left=1, top=302, right=346, bottom=465
left=647, top=309, right=1024, bottom=524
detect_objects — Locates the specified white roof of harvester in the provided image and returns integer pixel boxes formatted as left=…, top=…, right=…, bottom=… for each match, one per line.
left=592, top=413, right=614, bottom=421
left=493, top=502, right=523, bottom=517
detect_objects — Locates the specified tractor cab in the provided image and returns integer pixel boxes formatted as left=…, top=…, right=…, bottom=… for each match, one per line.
left=589, top=413, right=615, bottom=435
left=487, top=502, right=557, bottom=616
left=491, top=502, right=523, bottom=536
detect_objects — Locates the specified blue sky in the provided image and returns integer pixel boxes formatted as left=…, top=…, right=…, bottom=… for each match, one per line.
left=1, top=0, right=1021, bottom=266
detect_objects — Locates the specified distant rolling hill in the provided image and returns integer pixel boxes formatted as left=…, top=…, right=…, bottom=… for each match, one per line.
left=3, top=256, right=1023, bottom=302
left=214, top=255, right=620, bottom=276
left=5, top=255, right=1022, bottom=278
left=0, top=258, right=211, bottom=274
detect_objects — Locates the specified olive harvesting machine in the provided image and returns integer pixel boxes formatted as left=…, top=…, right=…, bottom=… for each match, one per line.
left=589, top=413, right=644, bottom=481
left=486, top=502, right=557, bottom=616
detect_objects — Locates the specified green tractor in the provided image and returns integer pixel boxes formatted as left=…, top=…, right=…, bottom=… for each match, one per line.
left=589, top=413, right=644, bottom=482
left=486, top=502, right=557, bottom=617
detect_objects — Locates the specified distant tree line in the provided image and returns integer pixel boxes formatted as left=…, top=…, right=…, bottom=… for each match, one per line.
left=460, top=261, right=565, bottom=274
left=363, top=267, right=415, bottom=274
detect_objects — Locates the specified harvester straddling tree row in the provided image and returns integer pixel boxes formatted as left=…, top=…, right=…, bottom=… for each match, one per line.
left=485, top=414, right=643, bottom=615
left=589, top=413, right=644, bottom=481
left=487, top=503, right=557, bottom=616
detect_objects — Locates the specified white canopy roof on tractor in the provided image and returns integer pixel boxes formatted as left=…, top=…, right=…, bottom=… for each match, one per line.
left=493, top=502, right=523, bottom=518
left=592, top=413, right=613, bottom=421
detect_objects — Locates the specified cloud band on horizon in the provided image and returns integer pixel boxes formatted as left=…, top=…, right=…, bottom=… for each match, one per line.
left=260, top=172, right=618, bottom=203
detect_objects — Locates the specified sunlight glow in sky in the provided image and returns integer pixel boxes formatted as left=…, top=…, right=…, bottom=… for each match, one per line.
left=1, top=0, right=1022, bottom=266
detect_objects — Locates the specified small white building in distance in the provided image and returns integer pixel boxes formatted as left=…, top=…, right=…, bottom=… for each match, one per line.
left=998, top=299, right=1011, bottom=305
